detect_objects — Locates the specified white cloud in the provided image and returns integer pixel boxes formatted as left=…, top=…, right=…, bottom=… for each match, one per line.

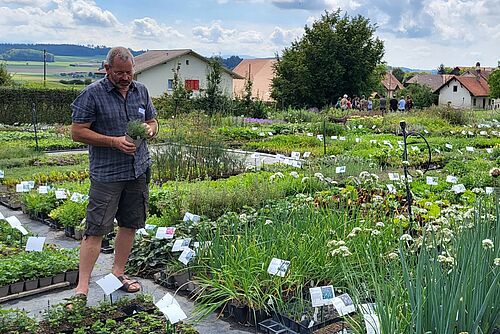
left=238, top=30, right=263, bottom=43
left=69, top=0, right=118, bottom=27
left=192, top=22, right=236, bottom=43
left=131, top=17, right=183, bottom=39
left=270, top=26, right=303, bottom=45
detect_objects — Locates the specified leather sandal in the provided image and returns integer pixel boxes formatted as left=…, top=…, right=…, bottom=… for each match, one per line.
left=117, top=275, right=141, bottom=293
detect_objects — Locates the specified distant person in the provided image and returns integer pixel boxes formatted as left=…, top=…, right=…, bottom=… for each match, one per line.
left=347, top=97, right=352, bottom=109
left=340, top=94, right=348, bottom=110
left=335, top=97, right=341, bottom=109
left=367, top=97, right=373, bottom=112
left=406, top=95, right=413, bottom=111
left=360, top=95, right=367, bottom=111
left=389, top=96, right=398, bottom=112
left=398, top=96, right=406, bottom=112
left=379, top=96, right=387, bottom=114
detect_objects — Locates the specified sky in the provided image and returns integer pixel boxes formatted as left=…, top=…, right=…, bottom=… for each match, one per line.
left=0, top=0, right=499, bottom=69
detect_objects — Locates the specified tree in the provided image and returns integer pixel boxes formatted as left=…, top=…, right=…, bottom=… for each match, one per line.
left=271, top=10, right=384, bottom=108
left=437, top=64, right=453, bottom=75
left=488, top=68, right=500, bottom=98
left=400, top=83, right=437, bottom=108
left=392, top=67, right=405, bottom=84
left=201, top=59, right=224, bottom=115
left=0, top=63, right=12, bottom=86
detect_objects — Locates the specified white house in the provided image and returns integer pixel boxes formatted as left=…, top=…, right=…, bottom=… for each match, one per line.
left=436, top=75, right=491, bottom=109
left=132, top=49, right=243, bottom=98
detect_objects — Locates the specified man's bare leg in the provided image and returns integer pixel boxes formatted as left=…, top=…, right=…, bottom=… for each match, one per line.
left=112, top=226, right=140, bottom=291
left=75, top=235, right=103, bottom=295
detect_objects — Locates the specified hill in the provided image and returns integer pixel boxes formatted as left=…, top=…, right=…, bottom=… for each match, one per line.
left=0, top=43, right=143, bottom=58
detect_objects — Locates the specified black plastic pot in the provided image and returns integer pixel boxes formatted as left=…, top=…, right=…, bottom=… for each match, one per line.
left=229, top=302, right=249, bottom=324
left=0, top=285, right=9, bottom=298
left=10, top=281, right=24, bottom=294
left=38, top=276, right=52, bottom=288
left=64, top=226, right=75, bottom=237
left=247, top=308, right=271, bottom=327
left=52, top=273, right=65, bottom=284
left=24, top=278, right=39, bottom=291
left=65, top=270, right=79, bottom=285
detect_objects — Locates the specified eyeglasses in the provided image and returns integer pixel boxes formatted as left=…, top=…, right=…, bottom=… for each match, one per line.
left=110, top=68, right=134, bottom=77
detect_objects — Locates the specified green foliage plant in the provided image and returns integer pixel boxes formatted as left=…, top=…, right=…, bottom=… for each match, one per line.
left=126, top=120, right=148, bottom=140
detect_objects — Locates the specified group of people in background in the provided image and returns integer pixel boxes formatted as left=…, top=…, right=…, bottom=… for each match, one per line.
left=336, top=94, right=413, bottom=113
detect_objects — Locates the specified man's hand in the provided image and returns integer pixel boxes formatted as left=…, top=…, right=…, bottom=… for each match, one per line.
left=144, top=119, right=158, bottom=138
left=112, top=136, right=137, bottom=155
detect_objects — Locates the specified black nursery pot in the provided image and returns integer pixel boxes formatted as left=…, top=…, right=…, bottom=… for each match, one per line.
left=0, top=285, right=9, bottom=298
left=230, top=302, right=249, bottom=324
left=65, top=270, right=79, bottom=285
left=10, top=281, right=24, bottom=294
left=24, top=278, right=39, bottom=291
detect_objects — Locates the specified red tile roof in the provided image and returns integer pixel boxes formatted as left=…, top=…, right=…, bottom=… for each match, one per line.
left=436, top=75, right=490, bottom=97
left=406, top=74, right=453, bottom=92
left=381, top=72, right=403, bottom=91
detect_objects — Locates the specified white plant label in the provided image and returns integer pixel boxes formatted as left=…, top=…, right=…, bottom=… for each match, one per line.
left=451, top=184, right=466, bottom=194
left=172, top=238, right=192, bottom=252
left=310, top=285, right=335, bottom=307
left=485, top=187, right=494, bottom=195
left=317, top=135, right=324, bottom=141
left=145, top=224, right=157, bottom=230
left=268, top=132, right=273, bottom=136
left=388, top=173, right=400, bottom=181
left=446, top=175, right=458, bottom=183
left=358, top=124, right=363, bottom=129
left=70, top=192, right=84, bottom=203
left=332, top=293, right=356, bottom=316
left=457, top=149, right=463, bottom=155
left=466, top=146, right=474, bottom=152
left=251, top=127, right=258, bottom=131
left=434, top=148, right=441, bottom=154
left=5, top=215, right=21, bottom=228
left=411, top=146, right=419, bottom=152
left=486, top=148, right=493, bottom=153
left=426, top=177, right=438, bottom=186
left=15, top=184, right=28, bottom=193
left=284, top=158, right=291, bottom=165
left=155, top=227, right=175, bottom=239
left=259, top=132, right=265, bottom=137
left=291, top=152, right=300, bottom=159
left=0, top=170, right=4, bottom=178
left=183, top=212, right=200, bottom=223
left=370, top=140, right=377, bottom=144
left=397, top=141, right=404, bottom=145
left=27, top=181, right=34, bottom=189
left=386, top=184, right=396, bottom=194
left=96, top=273, right=123, bottom=296
left=331, top=135, right=338, bottom=140
left=25, top=236, right=46, bottom=252
left=303, top=151, right=311, bottom=158
left=336, top=166, right=346, bottom=174
left=339, top=137, right=346, bottom=141
left=372, top=125, right=376, bottom=129
left=15, top=225, right=29, bottom=235
left=356, top=138, right=361, bottom=143
left=307, top=132, right=313, bottom=137
left=38, top=186, right=48, bottom=194
left=178, top=247, right=195, bottom=265
left=445, top=143, right=453, bottom=149
left=193, top=241, right=211, bottom=249
left=292, top=160, right=302, bottom=168
left=155, top=293, right=187, bottom=324
left=267, top=258, right=290, bottom=277
left=55, top=189, right=67, bottom=199
left=136, top=228, right=149, bottom=236
left=424, top=129, right=429, bottom=134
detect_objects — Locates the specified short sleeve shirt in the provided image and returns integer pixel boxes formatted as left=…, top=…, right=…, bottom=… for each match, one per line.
left=71, top=77, right=157, bottom=182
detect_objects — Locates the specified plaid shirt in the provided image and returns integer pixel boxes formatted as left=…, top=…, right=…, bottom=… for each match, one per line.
left=71, top=77, right=157, bottom=182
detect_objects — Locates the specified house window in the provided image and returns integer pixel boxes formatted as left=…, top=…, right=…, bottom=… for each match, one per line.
left=473, top=98, right=476, bottom=106
left=185, top=79, right=199, bottom=91
left=453, top=85, right=457, bottom=92
left=167, top=79, right=173, bottom=90
left=185, top=59, right=190, bottom=65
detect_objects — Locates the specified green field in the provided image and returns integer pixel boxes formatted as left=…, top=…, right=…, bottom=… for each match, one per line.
left=4, top=55, right=104, bottom=88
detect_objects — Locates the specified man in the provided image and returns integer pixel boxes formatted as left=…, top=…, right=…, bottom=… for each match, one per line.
left=379, top=96, right=386, bottom=114
left=69, top=46, right=157, bottom=304
left=389, top=96, right=398, bottom=112
left=398, top=96, right=406, bottom=112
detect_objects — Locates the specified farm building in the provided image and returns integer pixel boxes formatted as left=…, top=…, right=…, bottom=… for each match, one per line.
left=232, top=58, right=276, bottom=102
left=381, top=72, right=403, bottom=98
left=436, top=75, right=491, bottom=109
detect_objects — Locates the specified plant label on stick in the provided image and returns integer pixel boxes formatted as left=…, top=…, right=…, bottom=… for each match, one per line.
left=55, top=189, right=67, bottom=199
left=307, top=132, right=313, bottom=137
left=426, top=177, right=438, bottom=186
left=485, top=187, right=494, bottom=195
left=145, top=224, right=157, bottom=230
left=486, top=148, right=493, bottom=153
left=317, top=134, right=323, bottom=141
left=193, top=241, right=211, bottom=249
left=96, top=273, right=123, bottom=296
left=336, top=166, right=346, bottom=174
left=38, top=186, right=48, bottom=194
left=356, top=138, right=361, bottom=143
left=451, top=184, right=466, bottom=194
left=303, top=151, right=311, bottom=158
left=183, top=212, right=200, bottom=223
left=401, top=175, right=412, bottom=183
left=267, top=258, right=290, bottom=277
left=16, top=184, right=27, bottom=193
left=70, top=192, right=84, bottom=203
left=370, top=140, right=377, bottom=144
left=155, top=227, right=175, bottom=239
left=136, top=228, right=149, bottom=236
left=388, top=173, right=400, bottom=181
left=466, top=146, right=474, bottom=152
left=27, top=181, right=34, bottom=189
left=445, top=143, right=453, bottom=150
left=15, top=225, right=29, bottom=235
left=446, top=175, right=458, bottom=183
left=172, top=238, right=192, bottom=252
left=0, top=170, right=4, bottom=178
left=386, top=184, right=396, bottom=194
left=309, top=285, right=335, bottom=307
left=339, top=136, right=346, bottom=141
left=178, top=247, right=195, bottom=265
left=5, top=216, right=22, bottom=228
left=155, top=293, right=187, bottom=324
left=291, top=151, right=300, bottom=159
left=332, top=293, right=355, bottom=316
left=331, top=135, right=337, bottom=140
left=25, top=236, right=46, bottom=252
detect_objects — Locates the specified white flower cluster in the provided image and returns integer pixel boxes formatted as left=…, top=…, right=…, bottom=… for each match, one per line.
left=482, top=239, right=494, bottom=250
left=437, top=254, right=456, bottom=266
left=269, top=172, right=284, bottom=182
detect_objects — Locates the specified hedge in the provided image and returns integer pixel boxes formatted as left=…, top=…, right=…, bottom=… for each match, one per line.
left=0, top=87, right=80, bottom=125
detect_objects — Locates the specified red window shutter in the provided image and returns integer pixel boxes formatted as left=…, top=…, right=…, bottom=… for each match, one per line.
left=194, top=80, right=199, bottom=91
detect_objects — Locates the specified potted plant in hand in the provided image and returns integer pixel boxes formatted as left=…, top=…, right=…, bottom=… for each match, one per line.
left=125, top=120, right=148, bottom=148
